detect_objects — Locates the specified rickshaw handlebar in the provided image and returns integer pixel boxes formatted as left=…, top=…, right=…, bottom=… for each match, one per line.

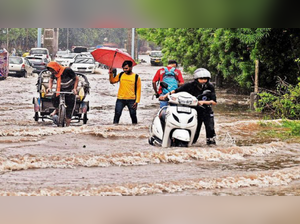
left=52, top=91, right=75, bottom=95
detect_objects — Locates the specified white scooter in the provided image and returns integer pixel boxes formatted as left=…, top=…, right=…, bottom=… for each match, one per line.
left=149, top=82, right=200, bottom=147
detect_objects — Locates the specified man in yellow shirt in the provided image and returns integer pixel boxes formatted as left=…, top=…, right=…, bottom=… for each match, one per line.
left=109, top=61, right=141, bottom=124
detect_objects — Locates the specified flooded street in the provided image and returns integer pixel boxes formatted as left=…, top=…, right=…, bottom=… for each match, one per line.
left=1, top=57, right=300, bottom=196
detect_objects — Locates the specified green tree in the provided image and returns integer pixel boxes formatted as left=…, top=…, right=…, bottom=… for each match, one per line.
left=138, top=28, right=300, bottom=91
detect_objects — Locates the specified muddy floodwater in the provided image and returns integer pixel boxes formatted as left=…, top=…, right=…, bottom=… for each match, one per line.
left=1, top=58, right=300, bottom=196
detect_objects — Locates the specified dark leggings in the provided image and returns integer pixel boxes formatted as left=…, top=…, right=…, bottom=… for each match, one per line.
left=193, top=109, right=216, bottom=143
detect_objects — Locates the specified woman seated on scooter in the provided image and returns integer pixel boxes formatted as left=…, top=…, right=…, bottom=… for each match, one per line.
left=160, top=68, right=217, bottom=145
left=46, top=61, right=79, bottom=127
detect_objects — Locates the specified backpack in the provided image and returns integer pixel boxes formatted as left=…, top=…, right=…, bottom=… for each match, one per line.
left=162, top=67, right=178, bottom=94
left=119, top=72, right=139, bottom=100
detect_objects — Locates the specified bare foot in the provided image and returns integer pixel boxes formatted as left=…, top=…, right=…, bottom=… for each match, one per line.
left=66, top=118, right=71, bottom=127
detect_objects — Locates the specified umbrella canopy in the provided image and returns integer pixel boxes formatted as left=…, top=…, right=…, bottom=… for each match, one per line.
left=91, top=47, right=137, bottom=69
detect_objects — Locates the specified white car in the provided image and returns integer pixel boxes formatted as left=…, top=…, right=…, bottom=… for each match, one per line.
left=29, top=48, right=51, bottom=63
left=9, top=56, right=34, bottom=78
left=54, top=53, right=77, bottom=67
left=70, top=56, right=96, bottom=73
left=55, top=50, right=71, bottom=58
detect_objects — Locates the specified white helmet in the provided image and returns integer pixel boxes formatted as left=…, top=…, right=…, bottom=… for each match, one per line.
left=193, top=68, right=211, bottom=79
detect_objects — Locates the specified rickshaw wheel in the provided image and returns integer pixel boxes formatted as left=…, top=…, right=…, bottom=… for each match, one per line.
left=34, top=112, right=39, bottom=121
left=58, top=105, right=66, bottom=127
left=83, top=113, right=88, bottom=124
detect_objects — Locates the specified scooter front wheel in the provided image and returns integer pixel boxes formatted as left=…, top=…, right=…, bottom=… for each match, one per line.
left=148, top=137, right=155, bottom=146
left=172, top=139, right=188, bottom=147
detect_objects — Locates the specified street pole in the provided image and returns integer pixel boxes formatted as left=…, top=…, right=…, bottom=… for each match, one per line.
left=131, top=28, right=135, bottom=60
left=6, top=28, right=8, bottom=50
left=250, top=59, right=259, bottom=111
left=37, top=28, right=42, bottom=47
left=67, top=28, right=69, bottom=50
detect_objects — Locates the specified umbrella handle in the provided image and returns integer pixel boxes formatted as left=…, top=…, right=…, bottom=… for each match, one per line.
left=109, top=51, right=118, bottom=71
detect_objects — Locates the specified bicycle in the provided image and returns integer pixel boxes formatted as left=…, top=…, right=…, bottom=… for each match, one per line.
left=53, top=91, right=75, bottom=127
left=33, top=71, right=90, bottom=126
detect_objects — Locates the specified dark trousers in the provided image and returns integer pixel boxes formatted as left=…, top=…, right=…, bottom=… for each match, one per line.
left=52, top=94, right=76, bottom=119
left=113, top=99, right=137, bottom=124
left=193, top=108, right=216, bottom=143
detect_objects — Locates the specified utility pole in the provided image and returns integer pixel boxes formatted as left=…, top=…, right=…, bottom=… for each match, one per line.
left=67, top=28, right=69, bottom=50
left=37, top=28, right=42, bottom=47
left=6, top=28, right=9, bottom=51
left=26, top=28, right=28, bottom=50
left=131, top=28, right=135, bottom=60
left=250, top=59, right=259, bottom=110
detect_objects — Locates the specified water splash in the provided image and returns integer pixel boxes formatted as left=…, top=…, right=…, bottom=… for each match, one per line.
left=1, top=166, right=300, bottom=196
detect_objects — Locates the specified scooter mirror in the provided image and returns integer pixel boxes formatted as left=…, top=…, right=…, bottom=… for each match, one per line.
left=197, top=90, right=212, bottom=100
left=202, top=90, right=211, bottom=96
left=160, top=82, right=169, bottom=89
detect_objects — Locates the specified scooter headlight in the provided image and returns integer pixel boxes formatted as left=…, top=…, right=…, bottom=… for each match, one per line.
left=172, top=114, right=179, bottom=122
left=188, top=116, right=194, bottom=123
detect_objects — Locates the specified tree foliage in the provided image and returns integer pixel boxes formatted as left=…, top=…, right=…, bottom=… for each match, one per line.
left=58, top=28, right=127, bottom=49
left=137, top=28, right=300, bottom=91
left=0, top=28, right=37, bottom=51
left=0, top=28, right=127, bottom=53
left=256, top=78, right=300, bottom=119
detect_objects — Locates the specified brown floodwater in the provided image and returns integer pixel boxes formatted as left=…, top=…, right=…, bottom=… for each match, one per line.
left=0, top=58, right=299, bottom=196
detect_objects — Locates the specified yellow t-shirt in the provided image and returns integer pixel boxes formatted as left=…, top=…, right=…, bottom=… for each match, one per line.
left=109, top=72, right=141, bottom=103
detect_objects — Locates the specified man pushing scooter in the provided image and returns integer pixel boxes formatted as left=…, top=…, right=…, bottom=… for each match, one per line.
left=160, top=68, right=217, bottom=145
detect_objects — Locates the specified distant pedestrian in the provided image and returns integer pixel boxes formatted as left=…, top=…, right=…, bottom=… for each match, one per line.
left=152, top=60, right=184, bottom=108
left=109, top=61, right=141, bottom=124
left=11, top=48, right=16, bottom=56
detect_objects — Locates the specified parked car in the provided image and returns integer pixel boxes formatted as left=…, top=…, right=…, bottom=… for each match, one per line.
left=55, top=50, right=71, bottom=58
left=29, top=48, right=51, bottom=63
left=8, top=56, right=34, bottom=78
left=54, top=53, right=77, bottom=67
left=72, top=46, right=88, bottom=54
left=26, top=56, right=48, bottom=74
left=70, top=56, right=96, bottom=73
left=22, top=52, right=30, bottom=57
left=149, top=50, right=163, bottom=66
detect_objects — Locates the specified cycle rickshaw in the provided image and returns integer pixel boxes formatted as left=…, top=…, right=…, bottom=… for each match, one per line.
left=33, top=70, right=90, bottom=127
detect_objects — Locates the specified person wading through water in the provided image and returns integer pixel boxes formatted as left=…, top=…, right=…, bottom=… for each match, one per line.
left=109, top=60, right=141, bottom=124
left=46, top=61, right=79, bottom=127
left=160, top=68, right=217, bottom=145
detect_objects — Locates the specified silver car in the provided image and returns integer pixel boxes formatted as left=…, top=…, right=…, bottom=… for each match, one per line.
left=54, top=53, right=77, bottom=67
left=70, top=57, right=96, bottom=73
left=9, top=56, right=34, bottom=78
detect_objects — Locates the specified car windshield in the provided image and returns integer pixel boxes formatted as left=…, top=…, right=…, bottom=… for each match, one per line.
left=73, top=47, right=88, bottom=53
left=151, top=51, right=163, bottom=57
left=74, top=58, right=94, bottom=64
left=61, top=54, right=76, bottom=59
left=57, top=50, right=70, bottom=55
left=9, top=57, right=23, bottom=64
left=30, top=49, right=48, bottom=54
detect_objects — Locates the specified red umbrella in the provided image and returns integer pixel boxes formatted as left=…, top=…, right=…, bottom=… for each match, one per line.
left=91, top=47, right=137, bottom=69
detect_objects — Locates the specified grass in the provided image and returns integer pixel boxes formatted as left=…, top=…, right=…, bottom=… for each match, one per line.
left=258, top=120, right=300, bottom=142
